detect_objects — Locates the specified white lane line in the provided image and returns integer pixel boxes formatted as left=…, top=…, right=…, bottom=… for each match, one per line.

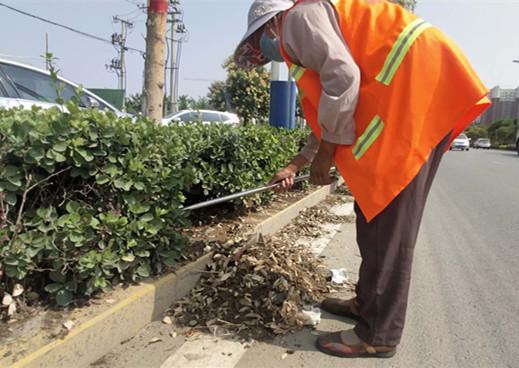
left=160, top=336, right=248, bottom=368
left=296, top=223, right=342, bottom=255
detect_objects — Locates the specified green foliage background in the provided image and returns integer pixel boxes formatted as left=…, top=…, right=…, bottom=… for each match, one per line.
left=208, top=60, right=271, bottom=125
left=465, top=119, right=518, bottom=148
left=0, top=105, right=307, bottom=306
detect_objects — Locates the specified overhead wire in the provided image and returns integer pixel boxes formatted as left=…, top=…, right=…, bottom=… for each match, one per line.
left=0, top=1, right=145, bottom=55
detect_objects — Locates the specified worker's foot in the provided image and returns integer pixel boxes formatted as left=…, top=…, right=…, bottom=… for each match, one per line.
left=316, top=329, right=397, bottom=358
left=320, top=297, right=360, bottom=321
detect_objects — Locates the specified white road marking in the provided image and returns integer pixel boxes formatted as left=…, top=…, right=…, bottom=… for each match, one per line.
left=160, top=336, right=248, bottom=368
left=329, top=202, right=355, bottom=217
left=491, top=161, right=504, bottom=165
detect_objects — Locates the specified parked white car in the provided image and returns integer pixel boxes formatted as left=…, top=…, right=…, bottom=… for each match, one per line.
left=162, top=109, right=240, bottom=125
left=0, top=58, right=125, bottom=116
left=450, top=133, right=470, bottom=151
left=473, top=138, right=491, bottom=149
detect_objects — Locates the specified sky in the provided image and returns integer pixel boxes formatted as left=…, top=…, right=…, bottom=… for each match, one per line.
left=0, top=0, right=518, bottom=99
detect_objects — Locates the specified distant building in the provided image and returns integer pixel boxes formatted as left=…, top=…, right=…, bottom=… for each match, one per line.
left=476, top=86, right=519, bottom=125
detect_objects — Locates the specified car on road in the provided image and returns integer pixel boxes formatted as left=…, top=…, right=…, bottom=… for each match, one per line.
left=0, top=58, right=125, bottom=116
left=450, top=133, right=470, bottom=151
left=473, top=138, right=491, bottom=149
left=162, top=109, right=240, bottom=125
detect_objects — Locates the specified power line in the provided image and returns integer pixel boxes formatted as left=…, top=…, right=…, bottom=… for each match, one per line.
left=0, top=1, right=145, bottom=55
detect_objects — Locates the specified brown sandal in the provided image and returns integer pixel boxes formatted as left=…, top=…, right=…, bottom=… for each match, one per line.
left=316, top=330, right=397, bottom=358
left=320, top=297, right=360, bottom=321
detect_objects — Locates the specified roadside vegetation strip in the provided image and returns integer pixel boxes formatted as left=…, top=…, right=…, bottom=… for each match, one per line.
left=0, top=178, right=345, bottom=368
left=0, top=105, right=308, bottom=318
left=1, top=253, right=212, bottom=368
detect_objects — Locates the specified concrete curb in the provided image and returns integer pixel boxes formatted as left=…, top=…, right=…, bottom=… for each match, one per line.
left=5, top=180, right=343, bottom=368
left=6, top=253, right=212, bottom=368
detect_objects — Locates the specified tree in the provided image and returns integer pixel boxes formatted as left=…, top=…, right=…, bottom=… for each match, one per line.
left=207, top=81, right=229, bottom=112
left=142, top=0, right=168, bottom=121
left=177, top=95, right=211, bottom=110
left=391, top=0, right=417, bottom=11
left=487, top=119, right=516, bottom=146
left=465, top=125, right=488, bottom=142
left=208, top=59, right=271, bottom=124
left=125, top=93, right=143, bottom=115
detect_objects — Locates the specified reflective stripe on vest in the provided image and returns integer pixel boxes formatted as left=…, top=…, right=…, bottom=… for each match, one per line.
left=376, top=19, right=432, bottom=86
left=352, top=115, right=384, bottom=160
left=290, top=65, right=306, bottom=81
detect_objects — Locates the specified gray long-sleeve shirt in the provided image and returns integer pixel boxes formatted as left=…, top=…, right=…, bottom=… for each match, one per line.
left=281, top=0, right=361, bottom=161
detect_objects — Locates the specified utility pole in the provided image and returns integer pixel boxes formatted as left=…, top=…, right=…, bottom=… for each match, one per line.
left=169, top=6, right=176, bottom=115
left=110, top=16, right=133, bottom=107
left=167, top=0, right=187, bottom=115
left=143, top=0, right=169, bottom=121
left=45, top=33, right=49, bottom=70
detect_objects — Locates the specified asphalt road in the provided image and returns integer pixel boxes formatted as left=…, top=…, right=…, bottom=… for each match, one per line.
left=405, top=148, right=519, bottom=367
left=237, top=149, right=519, bottom=368
left=95, top=149, right=519, bottom=368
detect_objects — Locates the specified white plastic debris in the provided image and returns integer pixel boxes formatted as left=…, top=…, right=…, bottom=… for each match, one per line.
left=2, top=293, right=13, bottom=306
left=162, top=316, right=172, bottom=325
left=299, top=307, right=322, bottom=326
left=63, top=320, right=75, bottom=331
left=12, top=284, right=24, bottom=297
left=330, top=268, right=349, bottom=284
left=148, top=337, right=162, bottom=345
left=7, top=302, right=16, bottom=317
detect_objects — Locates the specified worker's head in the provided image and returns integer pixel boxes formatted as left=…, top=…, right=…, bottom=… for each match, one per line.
left=234, top=0, right=295, bottom=68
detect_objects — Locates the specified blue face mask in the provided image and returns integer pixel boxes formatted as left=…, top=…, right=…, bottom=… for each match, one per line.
left=260, top=32, right=284, bottom=62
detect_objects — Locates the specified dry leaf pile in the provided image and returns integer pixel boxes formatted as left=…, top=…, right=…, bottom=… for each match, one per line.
left=170, top=235, right=334, bottom=339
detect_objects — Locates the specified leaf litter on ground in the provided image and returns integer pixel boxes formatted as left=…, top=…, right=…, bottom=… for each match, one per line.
left=169, top=190, right=355, bottom=340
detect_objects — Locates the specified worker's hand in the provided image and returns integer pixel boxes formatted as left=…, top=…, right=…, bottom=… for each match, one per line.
left=268, top=164, right=298, bottom=192
left=310, top=140, right=336, bottom=185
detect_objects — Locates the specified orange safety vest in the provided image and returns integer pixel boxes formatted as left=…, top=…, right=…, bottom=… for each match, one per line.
left=280, top=0, right=491, bottom=222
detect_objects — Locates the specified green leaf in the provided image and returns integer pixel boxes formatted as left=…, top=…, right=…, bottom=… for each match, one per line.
left=136, top=263, right=151, bottom=278
left=140, top=213, right=154, bottom=222
left=45, top=283, right=64, bottom=293
left=56, top=289, right=74, bottom=306
left=90, top=217, right=100, bottom=228
left=4, top=265, right=21, bottom=278
left=5, top=192, right=17, bottom=206
left=3, top=165, right=20, bottom=178
left=95, top=174, right=110, bottom=185
left=69, top=231, right=85, bottom=244
left=66, top=201, right=81, bottom=214
left=53, top=141, right=68, bottom=152
left=134, top=249, right=150, bottom=258
left=114, top=178, right=128, bottom=189
left=28, top=146, right=45, bottom=161
left=5, top=176, right=22, bottom=187
left=163, top=253, right=178, bottom=268
left=75, top=148, right=94, bottom=162
left=122, top=253, right=135, bottom=263
left=145, top=220, right=164, bottom=235
left=48, top=150, right=67, bottom=163
left=49, top=270, right=67, bottom=283
left=129, top=202, right=150, bottom=215
left=133, top=182, right=145, bottom=190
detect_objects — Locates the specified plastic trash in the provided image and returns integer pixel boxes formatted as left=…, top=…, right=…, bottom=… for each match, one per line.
left=330, top=268, right=349, bottom=284
left=299, top=307, right=322, bottom=326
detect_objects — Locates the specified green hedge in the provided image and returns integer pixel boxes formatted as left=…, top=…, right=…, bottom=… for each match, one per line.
left=0, top=104, right=307, bottom=306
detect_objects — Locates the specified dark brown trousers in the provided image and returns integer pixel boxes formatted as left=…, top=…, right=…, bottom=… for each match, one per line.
left=353, top=133, right=451, bottom=346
